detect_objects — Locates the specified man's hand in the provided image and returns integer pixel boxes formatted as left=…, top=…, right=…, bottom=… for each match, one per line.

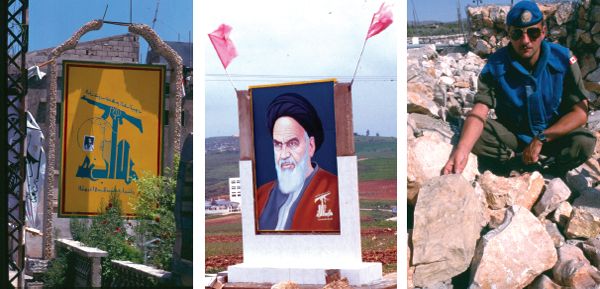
left=443, top=149, right=469, bottom=175
left=522, top=135, right=543, bottom=164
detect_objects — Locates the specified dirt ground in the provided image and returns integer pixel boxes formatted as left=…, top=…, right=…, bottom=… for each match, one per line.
left=358, top=180, right=397, bottom=200
left=205, top=228, right=397, bottom=244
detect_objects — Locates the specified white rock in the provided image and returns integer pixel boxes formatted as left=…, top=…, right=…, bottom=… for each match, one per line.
left=470, top=206, right=558, bottom=288
left=412, top=174, right=486, bottom=287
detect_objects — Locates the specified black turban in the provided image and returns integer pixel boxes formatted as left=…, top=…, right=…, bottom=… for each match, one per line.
left=266, top=93, right=325, bottom=153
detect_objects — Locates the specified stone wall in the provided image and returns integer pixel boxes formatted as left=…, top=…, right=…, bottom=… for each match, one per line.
left=466, top=0, right=600, bottom=107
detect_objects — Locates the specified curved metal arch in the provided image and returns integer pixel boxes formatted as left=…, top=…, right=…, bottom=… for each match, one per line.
left=44, top=19, right=182, bottom=259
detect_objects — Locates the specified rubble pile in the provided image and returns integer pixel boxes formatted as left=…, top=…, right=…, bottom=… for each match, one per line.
left=407, top=28, right=600, bottom=289
left=467, top=1, right=600, bottom=107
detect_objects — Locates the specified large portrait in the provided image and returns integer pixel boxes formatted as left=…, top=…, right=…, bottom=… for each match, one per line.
left=59, top=61, right=165, bottom=217
left=251, top=79, right=340, bottom=233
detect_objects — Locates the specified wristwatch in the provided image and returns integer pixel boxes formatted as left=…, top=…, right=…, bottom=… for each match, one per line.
left=537, top=132, right=547, bottom=143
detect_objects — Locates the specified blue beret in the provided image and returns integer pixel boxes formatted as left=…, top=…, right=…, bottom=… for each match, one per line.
left=506, top=1, right=543, bottom=28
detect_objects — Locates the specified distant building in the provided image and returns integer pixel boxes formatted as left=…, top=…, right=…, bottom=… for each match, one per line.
left=229, top=178, right=241, bottom=205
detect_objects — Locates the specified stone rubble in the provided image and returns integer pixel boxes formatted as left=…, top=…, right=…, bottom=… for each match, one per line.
left=407, top=2, right=600, bottom=287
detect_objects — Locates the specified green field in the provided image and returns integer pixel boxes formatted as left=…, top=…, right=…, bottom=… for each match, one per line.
left=206, top=135, right=397, bottom=200
left=357, top=156, right=397, bottom=181
left=360, top=199, right=397, bottom=210
left=354, top=136, right=397, bottom=159
left=205, top=151, right=239, bottom=200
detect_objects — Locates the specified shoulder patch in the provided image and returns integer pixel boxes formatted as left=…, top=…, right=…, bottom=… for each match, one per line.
left=570, top=56, right=577, bottom=65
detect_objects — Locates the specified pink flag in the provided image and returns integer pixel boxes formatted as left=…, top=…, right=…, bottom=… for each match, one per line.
left=366, top=2, right=394, bottom=39
left=208, top=24, right=238, bottom=69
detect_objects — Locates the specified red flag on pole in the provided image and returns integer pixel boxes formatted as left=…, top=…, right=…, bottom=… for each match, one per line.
left=366, top=2, right=394, bottom=39
left=208, top=24, right=238, bottom=69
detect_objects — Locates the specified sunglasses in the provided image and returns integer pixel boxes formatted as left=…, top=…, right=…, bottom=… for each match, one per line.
left=510, top=27, right=542, bottom=41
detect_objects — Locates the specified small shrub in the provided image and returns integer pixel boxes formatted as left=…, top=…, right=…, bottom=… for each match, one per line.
left=129, top=154, right=178, bottom=271
left=42, top=246, right=74, bottom=287
left=68, top=188, right=140, bottom=285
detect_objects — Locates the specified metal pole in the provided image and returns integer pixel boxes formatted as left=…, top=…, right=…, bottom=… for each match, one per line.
left=0, top=1, right=9, bottom=286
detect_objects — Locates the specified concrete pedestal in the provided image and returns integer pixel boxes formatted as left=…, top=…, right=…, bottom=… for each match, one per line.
left=228, top=263, right=382, bottom=285
left=228, top=157, right=383, bottom=285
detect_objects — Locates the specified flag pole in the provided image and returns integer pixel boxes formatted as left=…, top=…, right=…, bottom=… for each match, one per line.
left=350, top=37, right=368, bottom=87
left=225, top=68, right=237, bottom=92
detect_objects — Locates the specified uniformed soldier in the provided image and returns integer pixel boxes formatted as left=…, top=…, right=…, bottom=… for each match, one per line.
left=443, top=1, right=596, bottom=177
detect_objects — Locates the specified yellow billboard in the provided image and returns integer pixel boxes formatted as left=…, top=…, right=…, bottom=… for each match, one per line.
left=60, top=61, right=165, bottom=217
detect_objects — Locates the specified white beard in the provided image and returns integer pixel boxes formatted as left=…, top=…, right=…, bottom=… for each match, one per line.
left=275, top=134, right=310, bottom=194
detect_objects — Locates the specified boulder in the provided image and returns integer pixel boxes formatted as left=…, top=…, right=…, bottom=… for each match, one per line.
left=407, top=82, right=434, bottom=100
left=552, top=244, right=600, bottom=287
left=582, top=239, right=600, bottom=268
left=271, top=281, right=298, bottom=289
left=477, top=171, right=544, bottom=211
left=408, top=91, right=439, bottom=117
left=473, top=39, right=492, bottom=57
left=564, top=207, right=600, bottom=239
left=470, top=206, right=558, bottom=288
left=589, top=6, right=600, bottom=22
left=528, top=274, right=567, bottom=289
left=555, top=1, right=578, bottom=25
left=581, top=53, right=597, bottom=78
left=549, top=201, right=573, bottom=228
left=407, top=136, right=479, bottom=206
left=542, top=219, right=565, bottom=248
left=412, top=174, right=486, bottom=287
left=407, top=113, right=456, bottom=145
left=533, top=178, right=571, bottom=218
left=572, top=188, right=600, bottom=219
left=586, top=67, right=600, bottom=83
left=592, top=22, right=600, bottom=34
left=487, top=208, right=507, bottom=229
left=569, top=158, right=600, bottom=188
left=322, top=278, right=352, bottom=289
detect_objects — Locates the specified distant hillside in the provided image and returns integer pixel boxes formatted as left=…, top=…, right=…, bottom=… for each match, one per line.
left=407, top=20, right=467, bottom=37
left=205, top=135, right=397, bottom=200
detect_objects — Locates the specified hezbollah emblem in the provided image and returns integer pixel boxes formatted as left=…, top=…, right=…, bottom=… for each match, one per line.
left=521, top=10, right=532, bottom=23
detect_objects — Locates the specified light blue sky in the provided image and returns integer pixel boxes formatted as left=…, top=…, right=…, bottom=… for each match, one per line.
left=29, top=0, right=192, bottom=63
left=408, top=0, right=517, bottom=23
left=203, top=0, right=398, bottom=138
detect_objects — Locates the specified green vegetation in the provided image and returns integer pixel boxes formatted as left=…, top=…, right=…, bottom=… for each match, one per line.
left=69, top=189, right=143, bottom=286
left=354, top=136, right=397, bottom=159
left=407, top=21, right=468, bottom=37
left=42, top=246, right=73, bottom=287
left=361, top=235, right=397, bottom=251
left=129, top=156, right=179, bottom=272
left=361, top=219, right=398, bottom=230
left=205, top=242, right=244, bottom=257
left=357, top=156, right=397, bottom=181
left=205, top=151, right=239, bottom=200
left=360, top=199, right=397, bottom=210
left=383, top=264, right=398, bottom=275
left=206, top=267, right=227, bottom=274
left=206, top=214, right=235, bottom=220
left=205, top=222, right=242, bottom=235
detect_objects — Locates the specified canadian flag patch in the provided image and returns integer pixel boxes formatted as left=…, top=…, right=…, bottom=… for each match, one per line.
left=570, top=56, right=577, bottom=65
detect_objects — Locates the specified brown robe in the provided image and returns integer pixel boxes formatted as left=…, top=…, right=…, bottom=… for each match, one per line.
left=256, top=168, right=340, bottom=231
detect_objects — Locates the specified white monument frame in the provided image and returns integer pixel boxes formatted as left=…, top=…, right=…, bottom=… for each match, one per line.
left=228, top=83, right=382, bottom=285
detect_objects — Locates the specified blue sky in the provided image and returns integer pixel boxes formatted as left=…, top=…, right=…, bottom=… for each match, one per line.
left=29, top=0, right=192, bottom=63
left=408, top=0, right=515, bottom=23
left=203, top=0, right=397, bottom=138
